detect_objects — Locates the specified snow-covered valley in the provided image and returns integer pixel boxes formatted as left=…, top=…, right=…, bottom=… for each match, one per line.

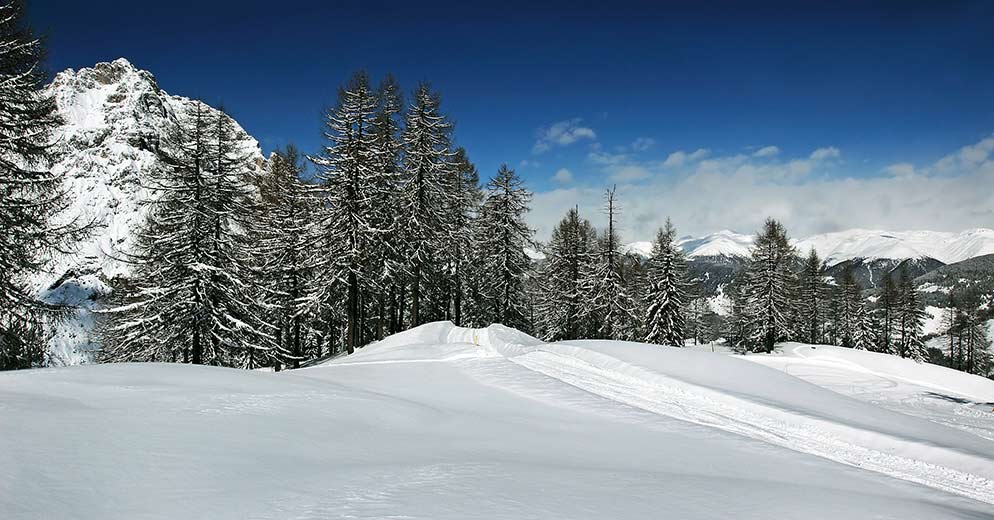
left=3, top=322, right=993, bottom=519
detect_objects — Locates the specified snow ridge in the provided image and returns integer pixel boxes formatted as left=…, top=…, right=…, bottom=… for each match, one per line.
left=334, top=323, right=994, bottom=506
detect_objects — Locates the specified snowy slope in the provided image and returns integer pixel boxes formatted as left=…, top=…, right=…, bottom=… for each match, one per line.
left=3, top=322, right=994, bottom=519
left=746, top=343, right=994, bottom=442
left=795, top=228, right=994, bottom=265
left=676, top=229, right=755, bottom=258
left=34, top=58, right=265, bottom=364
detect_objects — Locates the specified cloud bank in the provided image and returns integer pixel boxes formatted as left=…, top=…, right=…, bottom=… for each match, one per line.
left=527, top=135, right=994, bottom=243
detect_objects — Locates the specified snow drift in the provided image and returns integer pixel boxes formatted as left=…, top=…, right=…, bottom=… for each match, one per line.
left=3, top=322, right=994, bottom=519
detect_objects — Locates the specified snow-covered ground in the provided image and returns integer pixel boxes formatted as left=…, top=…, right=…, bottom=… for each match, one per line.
left=3, top=323, right=994, bottom=519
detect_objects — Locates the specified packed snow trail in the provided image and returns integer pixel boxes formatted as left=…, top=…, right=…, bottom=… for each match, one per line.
left=339, top=323, right=994, bottom=506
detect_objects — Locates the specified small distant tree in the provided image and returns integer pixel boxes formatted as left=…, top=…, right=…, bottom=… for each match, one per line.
left=797, top=248, right=827, bottom=344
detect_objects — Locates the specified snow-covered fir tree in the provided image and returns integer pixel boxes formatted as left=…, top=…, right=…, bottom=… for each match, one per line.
left=851, top=301, right=875, bottom=351
left=251, top=145, right=324, bottom=368
left=447, top=147, right=482, bottom=327
left=398, top=82, right=455, bottom=327
left=643, top=218, right=688, bottom=347
left=365, top=74, right=405, bottom=339
left=537, top=207, right=598, bottom=341
left=741, top=218, right=798, bottom=353
left=797, top=248, right=827, bottom=344
left=310, top=71, right=384, bottom=354
left=582, top=187, right=639, bottom=340
left=835, top=267, right=860, bottom=349
left=875, top=273, right=899, bottom=354
left=467, top=165, right=533, bottom=329
left=102, top=103, right=267, bottom=366
left=896, top=268, right=927, bottom=362
left=0, top=1, right=74, bottom=369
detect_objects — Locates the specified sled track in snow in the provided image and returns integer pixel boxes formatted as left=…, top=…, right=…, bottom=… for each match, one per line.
left=502, top=346, right=994, bottom=506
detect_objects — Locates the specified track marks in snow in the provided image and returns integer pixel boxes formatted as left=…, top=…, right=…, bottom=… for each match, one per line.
left=508, top=348, right=994, bottom=506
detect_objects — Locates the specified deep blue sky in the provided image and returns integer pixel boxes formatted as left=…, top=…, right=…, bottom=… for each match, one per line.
left=27, top=0, right=994, bottom=237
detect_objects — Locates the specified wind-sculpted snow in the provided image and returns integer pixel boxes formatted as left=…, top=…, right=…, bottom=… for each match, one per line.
left=4, top=323, right=993, bottom=519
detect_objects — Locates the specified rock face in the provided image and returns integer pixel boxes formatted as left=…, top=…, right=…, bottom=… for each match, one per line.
left=36, top=58, right=265, bottom=365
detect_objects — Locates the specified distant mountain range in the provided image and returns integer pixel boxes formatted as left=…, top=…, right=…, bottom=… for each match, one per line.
left=625, top=228, right=994, bottom=266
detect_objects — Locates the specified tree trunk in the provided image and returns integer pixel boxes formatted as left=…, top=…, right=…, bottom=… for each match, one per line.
left=346, top=271, right=358, bottom=354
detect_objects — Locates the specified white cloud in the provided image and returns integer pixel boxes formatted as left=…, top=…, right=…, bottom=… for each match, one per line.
left=609, top=165, right=651, bottom=182
left=533, top=118, right=597, bottom=154
left=663, top=148, right=709, bottom=168
left=809, top=146, right=841, bottom=161
left=527, top=135, right=994, bottom=243
left=552, top=168, right=573, bottom=183
left=884, top=163, right=916, bottom=177
left=753, top=145, right=780, bottom=158
left=631, top=137, right=655, bottom=152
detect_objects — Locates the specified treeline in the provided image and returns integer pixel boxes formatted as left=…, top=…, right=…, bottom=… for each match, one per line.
left=99, top=72, right=535, bottom=368
left=533, top=207, right=992, bottom=377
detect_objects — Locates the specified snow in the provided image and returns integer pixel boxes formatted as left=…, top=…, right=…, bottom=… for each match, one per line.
left=795, top=228, right=994, bottom=265
left=3, top=322, right=994, bottom=519
left=676, top=229, right=754, bottom=258
left=646, top=228, right=994, bottom=265
left=746, top=343, right=994, bottom=442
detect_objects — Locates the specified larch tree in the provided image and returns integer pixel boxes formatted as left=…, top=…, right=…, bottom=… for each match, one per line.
left=582, top=186, right=639, bottom=340
left=643, top=218, right=688, bottom=347
left=311, top=71, right=381, bottom=355
left=0, top=0, right=73, bottom=369
left=797, top=248, right=827, bottom=344
left=742, top=218, right=797, bottom=353
left=896, top=268, right=927, bottom=362
left=537, top=207, right=598, bottom=341
left=251, top=145, right=324, bottom=367
left=366, top=74, right=405, bottom=339
left=469, top=165, right=533, bottom=329
left=399, top=82, right=454, bottom=327
left=102, top=103, right=266, bottom=366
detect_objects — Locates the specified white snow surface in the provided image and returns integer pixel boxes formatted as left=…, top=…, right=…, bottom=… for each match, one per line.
left=3, top=322, right=994, bottom=519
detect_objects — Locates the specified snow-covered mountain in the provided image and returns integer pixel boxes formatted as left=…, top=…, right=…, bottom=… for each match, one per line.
left=627, top=228, right=994, bottom=266
left=36, top=58, right=265, bottom=364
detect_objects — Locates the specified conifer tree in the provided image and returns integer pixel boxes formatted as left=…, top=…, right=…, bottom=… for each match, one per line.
left=582, top=187, right=638, bottom=340
left=897, top=268, right=927, bottom=362
left=643, top=218, right=688, bottom=347
left=469, top=165, right=533, bottom=329
left=366, top=74, right=404, bottom=339
left=0, top=0, right=72, bottom=369
left=875, top=273, right=899, bottom=354
left=102, top=103, right=266, bottom=366
left=399, top=82, right=454, bottom=327
left=252, top=146, right=323, bottom=367
left=448, top=147, right=482, bottom=326
left=798, top=248, right=827, bottom=344
left=742, top=218, right=798, bottom=352
left=311, top=71, right=391, bottom=354
left=538, top=208, right=598, bottom=341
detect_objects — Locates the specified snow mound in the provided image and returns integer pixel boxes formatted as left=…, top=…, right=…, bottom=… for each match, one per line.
left=4, top=323, right=994, bottom=519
